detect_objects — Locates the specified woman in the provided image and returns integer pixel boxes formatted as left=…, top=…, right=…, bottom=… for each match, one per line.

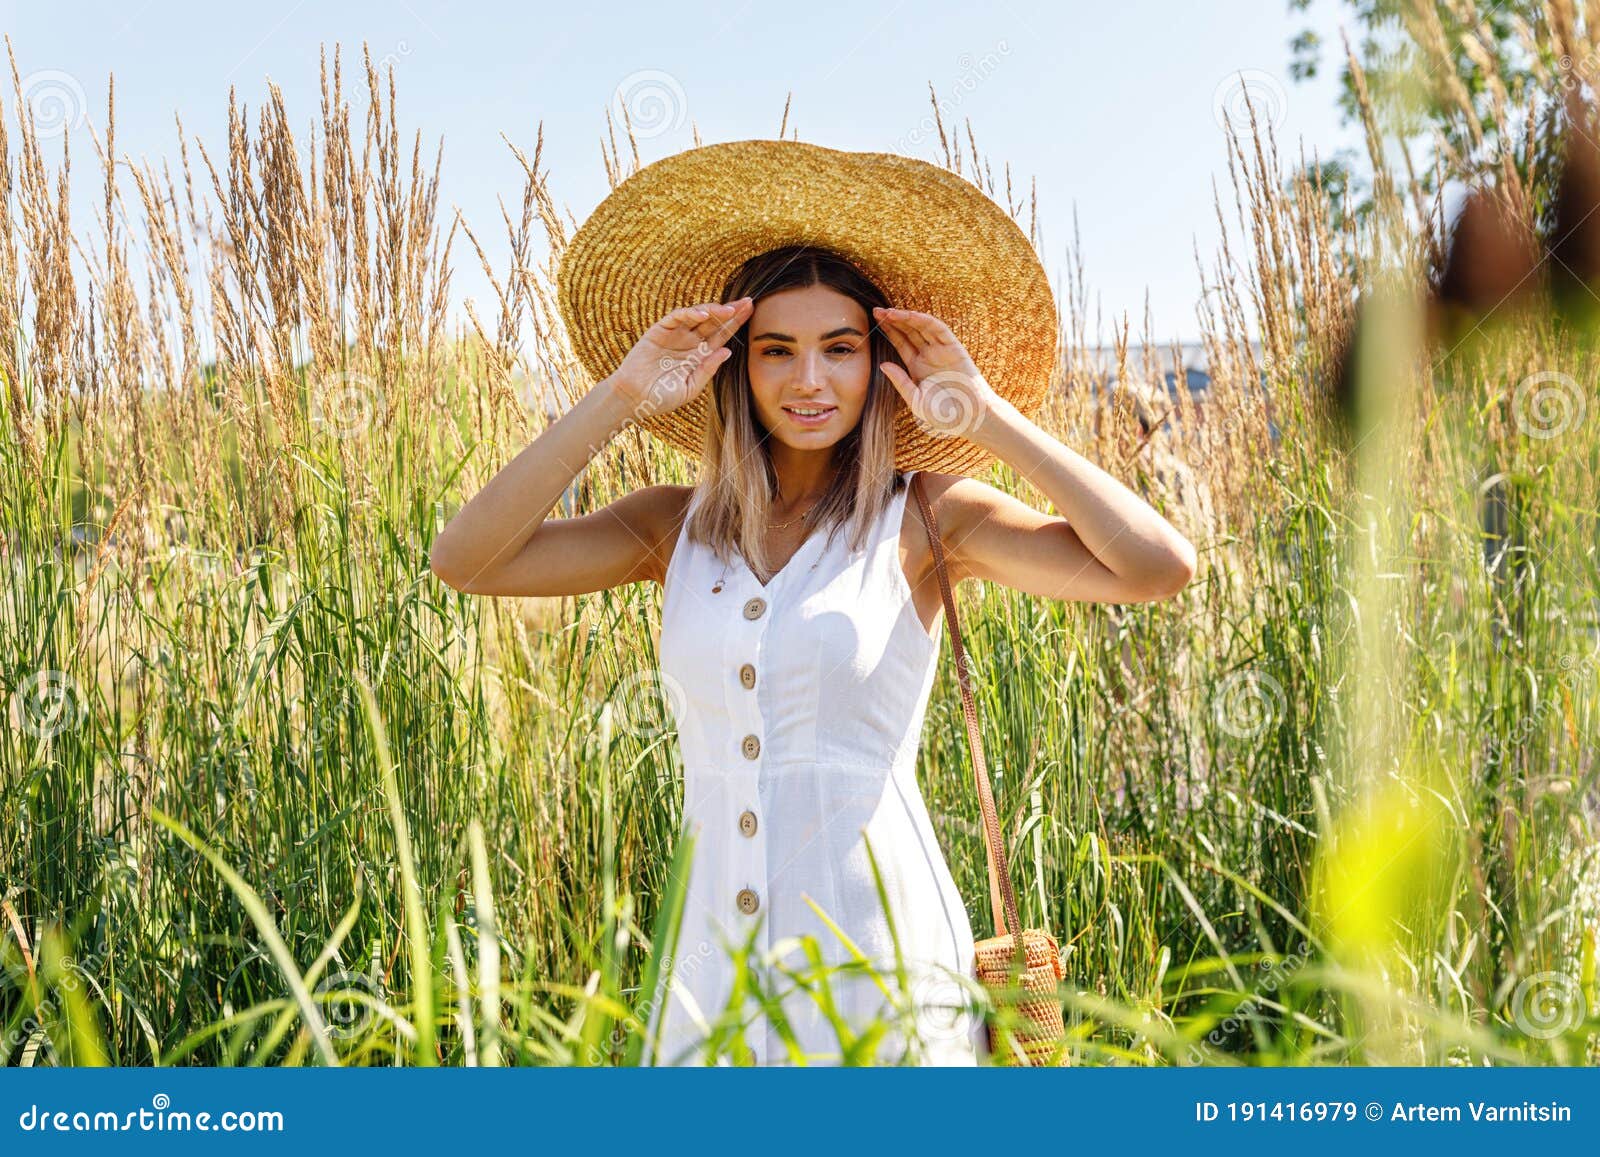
left=428, top=141, right=1197, bottom=1066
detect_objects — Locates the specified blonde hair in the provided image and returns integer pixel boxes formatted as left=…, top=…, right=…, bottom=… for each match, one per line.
left=687, top=245, right=906, bottom=579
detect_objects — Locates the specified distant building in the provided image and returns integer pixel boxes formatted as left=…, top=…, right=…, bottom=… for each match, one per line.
left=1076, top=341, right=1276, bottom=442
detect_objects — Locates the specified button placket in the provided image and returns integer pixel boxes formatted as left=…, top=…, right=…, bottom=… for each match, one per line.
left=730, top=574, right=769, bottom=1033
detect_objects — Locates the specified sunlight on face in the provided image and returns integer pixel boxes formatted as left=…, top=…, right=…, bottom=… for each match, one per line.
left=743, top=283, right=872, bottom=454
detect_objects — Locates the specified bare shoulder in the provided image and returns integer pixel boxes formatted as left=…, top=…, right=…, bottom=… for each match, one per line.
left=906, top=471, right=1018, bottom=541
left=610, top=483, right=694, bottom=585
left=901, top=471, right=1056, bottom=588
left=897, top=471, right=981, bottom=587
left=914, top=470, right=1009, bottom=519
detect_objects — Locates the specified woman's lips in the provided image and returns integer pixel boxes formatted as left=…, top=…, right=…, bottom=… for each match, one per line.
left=782, top=404, right=837, bottom=428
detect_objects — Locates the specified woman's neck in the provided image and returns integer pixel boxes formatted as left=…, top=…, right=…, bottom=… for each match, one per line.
left=768, top=446, right=839, bottom=507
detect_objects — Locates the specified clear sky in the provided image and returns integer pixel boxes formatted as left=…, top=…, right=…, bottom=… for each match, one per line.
left=6, top=0, right=1364, bottom=346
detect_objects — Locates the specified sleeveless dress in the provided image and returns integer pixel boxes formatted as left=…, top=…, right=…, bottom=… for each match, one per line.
left=644, top=469, right=987, bottom=1066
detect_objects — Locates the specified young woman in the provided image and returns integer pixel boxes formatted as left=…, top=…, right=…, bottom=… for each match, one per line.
left=428, top=143, right=1197, bottom=1066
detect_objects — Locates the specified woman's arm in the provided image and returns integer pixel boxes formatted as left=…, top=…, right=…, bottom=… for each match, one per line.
left=925, top=406, right=1197, bottom=604
left=876, top=306, right=1196, bottom=605
left=429, top=298, right=751, bottom=596
left=428, top=379, right=677, bottom=595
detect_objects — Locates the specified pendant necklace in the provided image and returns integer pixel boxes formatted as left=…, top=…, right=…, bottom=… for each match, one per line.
left=720, top=499, right=832, bottom=592
left=710, top=489, right=827, bottom=592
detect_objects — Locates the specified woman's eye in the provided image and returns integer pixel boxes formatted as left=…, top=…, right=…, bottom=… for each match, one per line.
left=828, top=344, right=856, bottom=356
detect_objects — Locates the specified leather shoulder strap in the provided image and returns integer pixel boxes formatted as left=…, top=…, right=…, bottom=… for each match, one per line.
left=909, top=471, right=1021, bottom=938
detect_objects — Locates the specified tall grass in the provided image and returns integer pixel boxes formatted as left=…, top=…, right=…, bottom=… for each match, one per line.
left=1, top=12, right=1597, bottom=1065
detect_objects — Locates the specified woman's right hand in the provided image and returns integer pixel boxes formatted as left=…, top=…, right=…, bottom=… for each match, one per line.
left=606, top=297, right=753, bottom=420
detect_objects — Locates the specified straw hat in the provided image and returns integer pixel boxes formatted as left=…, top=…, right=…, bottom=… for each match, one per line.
left=555, top=138, right=1058, bottom=475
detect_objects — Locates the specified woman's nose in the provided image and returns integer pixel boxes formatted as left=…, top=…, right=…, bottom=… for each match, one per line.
left=796, top=349, right=827, bottom=388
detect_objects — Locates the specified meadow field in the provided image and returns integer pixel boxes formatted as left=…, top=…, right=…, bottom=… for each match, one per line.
left=1, top=30, right=1597, bottom=1066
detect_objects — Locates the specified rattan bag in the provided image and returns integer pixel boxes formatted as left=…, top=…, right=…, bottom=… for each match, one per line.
left=910, top=472, right=1067, bottom=1067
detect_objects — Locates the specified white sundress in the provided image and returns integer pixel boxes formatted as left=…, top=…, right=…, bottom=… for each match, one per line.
left=643, top=469, right=987, bottom=1066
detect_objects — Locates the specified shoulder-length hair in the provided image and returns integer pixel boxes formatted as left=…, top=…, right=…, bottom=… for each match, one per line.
left=687, top=245, right=905, bottom=579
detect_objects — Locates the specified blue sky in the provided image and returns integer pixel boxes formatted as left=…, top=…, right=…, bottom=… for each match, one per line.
left=7, top=0, right=1364, bottom=345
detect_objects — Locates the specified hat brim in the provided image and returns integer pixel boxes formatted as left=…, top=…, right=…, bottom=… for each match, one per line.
left=556, top=138, right=1058, bottom=476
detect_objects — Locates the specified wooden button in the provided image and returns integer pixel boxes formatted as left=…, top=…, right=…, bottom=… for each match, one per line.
left=738, top=809, right=758, bottom=837
left=735, top=888, right=760, bottom=915
left=738, top=663, right=756, bottom=689
left=741, top=734, right=761, bottom=760
left=742, top=597, right=767, bottom=620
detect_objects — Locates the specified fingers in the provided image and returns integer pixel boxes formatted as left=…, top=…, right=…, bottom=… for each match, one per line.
left=657, top=306, right=694, bottom=331
left=880, top=327, right=919, bottom=367
left=661, top=297, right=751, bottom=337
left=875, top=305, right=952, bottom=349
left=699, top=296, right=753, bottom=344
left=686, top=345, right=733, bottom=394
left=879, top=360, right=916, bottom=404
left=872, top=306, right=925, bottom=361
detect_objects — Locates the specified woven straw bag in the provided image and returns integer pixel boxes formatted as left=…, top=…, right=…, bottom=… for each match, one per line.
left=909, top=472, right=1068, bottom=1067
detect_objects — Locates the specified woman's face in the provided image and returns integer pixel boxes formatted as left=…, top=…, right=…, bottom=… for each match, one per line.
left=743, top=282, right=873, bottom=454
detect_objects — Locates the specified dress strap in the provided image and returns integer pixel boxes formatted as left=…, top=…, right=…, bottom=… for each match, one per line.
left=883, top=470, right=917, bottom=544
left=662, top=483, right=706, bottom=593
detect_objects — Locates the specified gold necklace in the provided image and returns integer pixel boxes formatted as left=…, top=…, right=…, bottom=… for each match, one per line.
left=766, top=501, right=820, bottom=531
left=767, top=474, right=835, bottom=531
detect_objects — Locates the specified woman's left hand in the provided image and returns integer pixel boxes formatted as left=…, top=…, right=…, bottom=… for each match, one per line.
left=873, top=306, right=1006, bottom=439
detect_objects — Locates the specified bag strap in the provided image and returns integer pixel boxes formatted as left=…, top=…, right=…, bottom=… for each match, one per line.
left=909, top=471, right=1022, bottom=940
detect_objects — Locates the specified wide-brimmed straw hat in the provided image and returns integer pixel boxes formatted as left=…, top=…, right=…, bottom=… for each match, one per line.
left=555, top=138, right=1059, bottom=476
